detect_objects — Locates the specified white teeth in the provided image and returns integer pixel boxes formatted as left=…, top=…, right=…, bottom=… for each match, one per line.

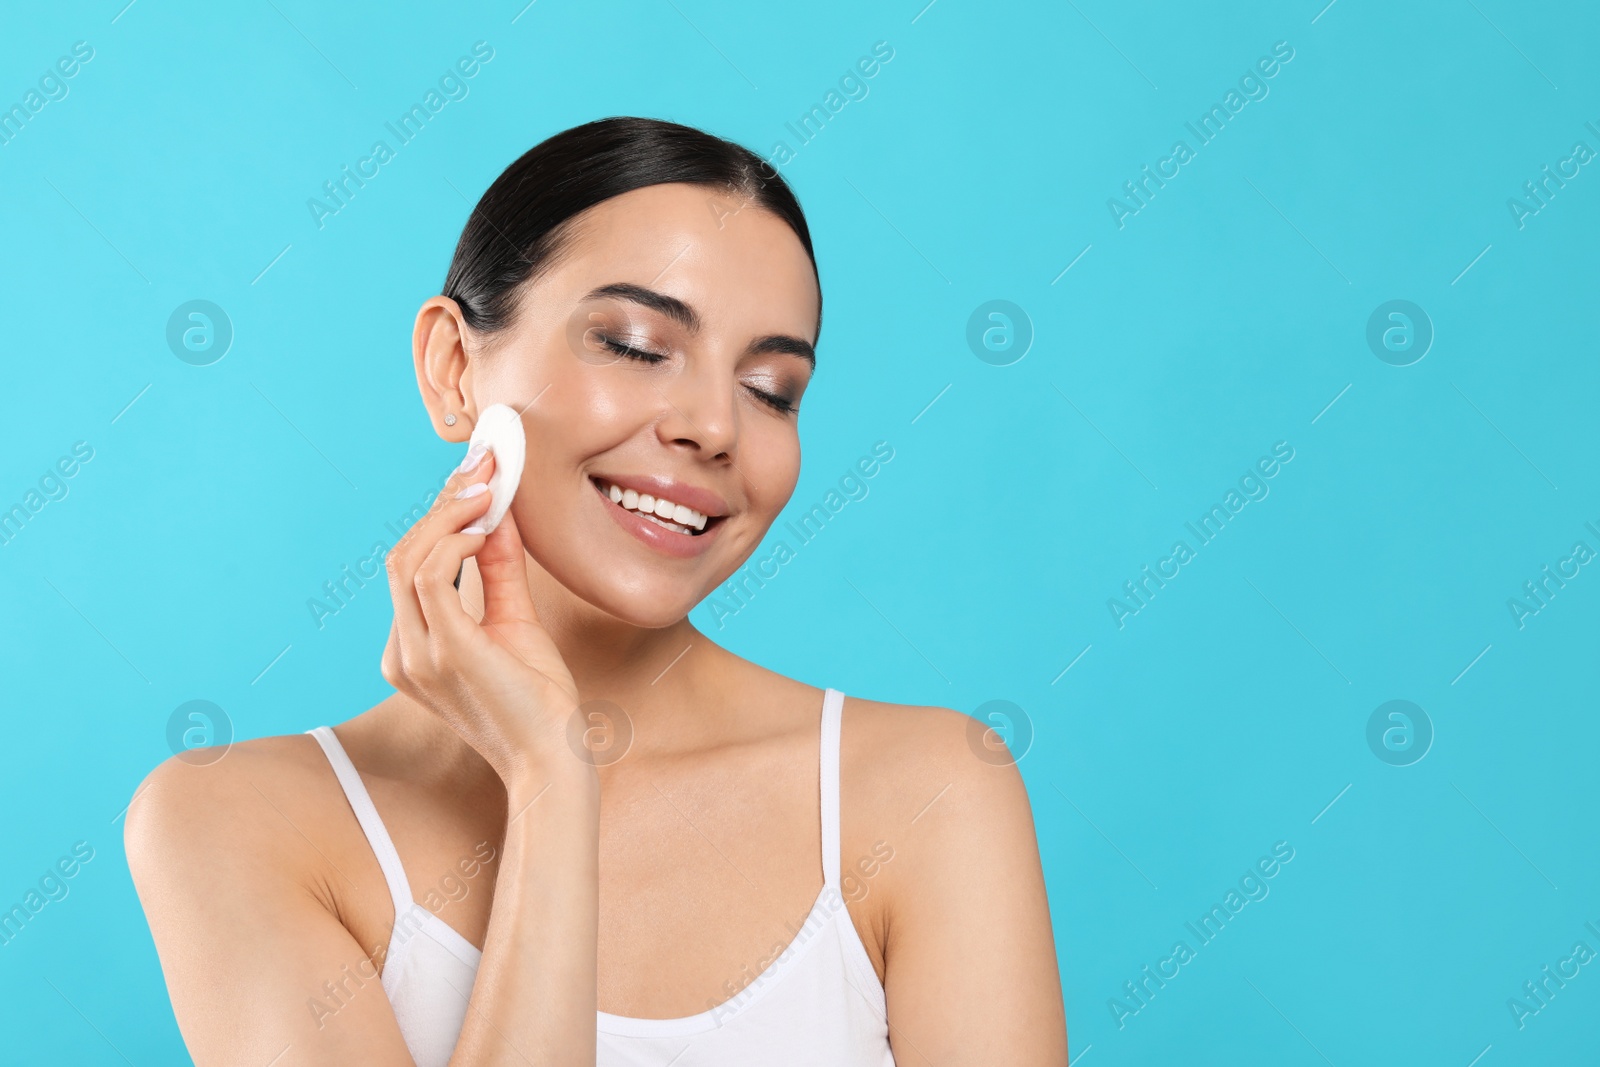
left=641, top=513, right=690, bottom=534
left=600, top=480, right=710, bottom=533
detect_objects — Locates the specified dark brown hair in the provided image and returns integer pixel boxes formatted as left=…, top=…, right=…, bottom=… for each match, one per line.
left=442, top=116, right=821, bottom=342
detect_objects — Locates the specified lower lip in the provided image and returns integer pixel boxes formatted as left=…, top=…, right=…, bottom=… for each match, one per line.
left=592, top=480, right=723, bottom=560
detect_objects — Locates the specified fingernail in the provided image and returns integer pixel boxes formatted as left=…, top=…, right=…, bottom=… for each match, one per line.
left=462, top=525, right=486, bottom=535
left=457, top=442, right=488, bottom=473
left=454, top=482, right=488, bottom=500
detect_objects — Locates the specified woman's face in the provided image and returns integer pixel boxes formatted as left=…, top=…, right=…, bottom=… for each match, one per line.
left=459, top=181, right=820, bottom=628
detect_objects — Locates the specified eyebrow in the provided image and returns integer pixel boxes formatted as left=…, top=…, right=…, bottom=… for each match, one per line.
left=581, top=282, right=816, bottom=368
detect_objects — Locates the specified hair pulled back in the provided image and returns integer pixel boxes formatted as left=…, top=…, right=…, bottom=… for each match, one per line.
left=442, top=116, right=820, bottom=343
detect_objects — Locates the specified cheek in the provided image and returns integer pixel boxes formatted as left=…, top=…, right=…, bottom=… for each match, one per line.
left=743, top=425, right=802, bottom=515
left=525, top=368, right=644, bottom=471
left=554, top=357, right=673, bottom=432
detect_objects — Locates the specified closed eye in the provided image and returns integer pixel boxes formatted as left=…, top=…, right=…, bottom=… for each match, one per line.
left=598, top=332, right=798, bottom=414
left=597, top=334, right=667, bottom=363
left=748, top=387, right=797, bottom=415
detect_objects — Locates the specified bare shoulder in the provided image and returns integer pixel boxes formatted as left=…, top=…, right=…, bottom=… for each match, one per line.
left=838, top=694, right=1039, bottom=877
left=123, top=731, right=344, bottom=891
left=123, top=727, right=422, bottom=1062
left=841, top=694, right=1033, bottom=810
left=839, top=695, right=1066, bottom=1059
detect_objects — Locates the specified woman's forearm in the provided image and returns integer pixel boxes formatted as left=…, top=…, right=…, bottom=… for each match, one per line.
left=449, top=759, right=600, bottom=1066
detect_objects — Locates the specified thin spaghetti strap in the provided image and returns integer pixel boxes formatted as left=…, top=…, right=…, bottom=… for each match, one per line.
left=819, top=689, right=844, bottom=889
left=306, top=726, right=415, bottom=928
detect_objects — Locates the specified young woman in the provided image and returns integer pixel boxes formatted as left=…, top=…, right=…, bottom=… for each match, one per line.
left=127, top=117, right=1068, bottom=1066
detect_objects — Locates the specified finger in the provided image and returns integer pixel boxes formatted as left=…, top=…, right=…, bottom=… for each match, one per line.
left=408, top=448, right=497, bottom=548
left=380, top=620, right=403, bottom=691
left=413, top=528, right=493, bottom=647
left=387, top=451, right=497, bottom=640
left=477, top=507, right=542, bottom=629
left=473, top=508, right=573, bottom=691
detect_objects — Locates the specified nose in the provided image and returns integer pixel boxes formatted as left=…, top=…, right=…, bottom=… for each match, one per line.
left=654, top=361, right=737, bottom=459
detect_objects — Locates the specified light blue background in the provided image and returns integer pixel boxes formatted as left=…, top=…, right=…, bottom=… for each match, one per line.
left=2, top=0, right=1596, bottom=1063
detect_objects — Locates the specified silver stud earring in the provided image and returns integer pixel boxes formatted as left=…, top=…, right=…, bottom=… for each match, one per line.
left=444, top=413, right=457, bottom=426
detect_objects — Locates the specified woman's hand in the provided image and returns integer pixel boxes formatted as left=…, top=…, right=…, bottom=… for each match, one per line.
left=130, top=437, right=601, bottom=1067
left=382, top=448, right=601, bottom=1067
left=380, top=441, right=583, bottom=788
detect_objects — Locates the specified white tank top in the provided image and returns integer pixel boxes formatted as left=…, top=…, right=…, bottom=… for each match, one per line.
left=307, top=688, right=896, bottom=1066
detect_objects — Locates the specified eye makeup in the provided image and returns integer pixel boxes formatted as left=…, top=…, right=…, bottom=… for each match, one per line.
left=593, top=330, right=668, bottom=364
left=566, top=289, right=811, bottom=414
left=567, top=302, right=671, bottom=367
left=740, top=369, right=803, bottom=414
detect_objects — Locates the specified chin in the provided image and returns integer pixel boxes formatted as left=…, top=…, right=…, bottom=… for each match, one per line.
left=556, top=565, right=720, bottom=630
left=516, top=522, right=736, bottom=631
left=505, top=476, right=780, bottom=630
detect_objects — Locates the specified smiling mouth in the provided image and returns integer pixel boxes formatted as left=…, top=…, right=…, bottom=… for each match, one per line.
left=591, top=478, right=723, bottom=536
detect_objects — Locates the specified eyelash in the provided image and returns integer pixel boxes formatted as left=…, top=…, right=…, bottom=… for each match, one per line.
left=753, top=390, right=797, bottom=415
left=598, top=336, right=798, bottom=416
left=599, top=336, right=666, bottom=364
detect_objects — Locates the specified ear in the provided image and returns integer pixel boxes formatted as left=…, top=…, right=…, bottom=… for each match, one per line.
left=413, top=296, right=477, bottom=442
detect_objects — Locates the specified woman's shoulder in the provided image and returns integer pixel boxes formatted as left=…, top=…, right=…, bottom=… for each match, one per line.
left=128, top=728, right=336, bottom=812
left=840, top=691, right=1027, bottom=780
left=834, top=693, right=1043, bottom=981
left=838, top=692, right=1037, bottom=851
left=123, top=727, right=349, bottom=882
left=728, top=660, right=1037, bottom=845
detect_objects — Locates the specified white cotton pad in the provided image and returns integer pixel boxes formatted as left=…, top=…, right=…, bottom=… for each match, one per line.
left=466, top=403, right=525, bottom=533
